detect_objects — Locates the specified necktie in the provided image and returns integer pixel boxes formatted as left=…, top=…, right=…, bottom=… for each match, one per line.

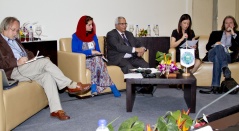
left=121, top=34, right=130, bottom=46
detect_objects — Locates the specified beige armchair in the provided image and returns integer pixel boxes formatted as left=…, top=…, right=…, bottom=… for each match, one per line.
left=169, top=35, right=239, bottom=87
left=0, top=72, right=48, bottom=131
left=58, top=36, right=149, bottom=97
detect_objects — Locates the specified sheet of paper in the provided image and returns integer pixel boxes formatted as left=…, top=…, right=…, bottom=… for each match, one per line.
left=124, top=73, right=143, bottom=79
left=25, top=55, right=44, bottom=64
left=180, top=40, right=198, bottom=48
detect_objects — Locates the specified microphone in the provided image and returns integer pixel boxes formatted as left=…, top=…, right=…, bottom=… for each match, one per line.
left=190, top=85, right=239, bottom=130
left=184, top=30, right=188, bottom=40
left=184, top=30, right=188, bottom=48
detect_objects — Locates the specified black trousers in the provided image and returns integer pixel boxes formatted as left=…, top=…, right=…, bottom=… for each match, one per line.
left=118, top=57, right=149, bottom=74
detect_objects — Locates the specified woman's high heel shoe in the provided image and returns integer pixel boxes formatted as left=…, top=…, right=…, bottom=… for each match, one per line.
left=91, top=84, right=98, bottom=96
left=110, top=84, right=121, bottom=97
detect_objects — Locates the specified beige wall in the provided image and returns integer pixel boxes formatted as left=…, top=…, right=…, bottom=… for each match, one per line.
left=218, top=0, right=237, bottom=29
left=192, top=0, right=238, bottom=35
left=236, top=0, right=239, bottom=25
left=192, top=0, right=213, bottom=36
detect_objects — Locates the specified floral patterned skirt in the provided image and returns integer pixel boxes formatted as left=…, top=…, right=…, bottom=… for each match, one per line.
left=86, top=56, right=113, bottom=93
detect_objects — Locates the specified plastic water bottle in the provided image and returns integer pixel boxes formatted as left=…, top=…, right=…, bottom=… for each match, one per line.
left=29, top=26, right=34, bottom=41
left=155, top=25, right=159, bottom=36
left=147, top=25, right=151, bottom=37
left=96, top=119, right=109, bottom=131
left=135, top=25, right=139, bottom=37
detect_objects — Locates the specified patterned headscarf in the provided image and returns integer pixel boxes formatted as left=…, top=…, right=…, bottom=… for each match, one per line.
left=75, top=15, right=96, bottom=42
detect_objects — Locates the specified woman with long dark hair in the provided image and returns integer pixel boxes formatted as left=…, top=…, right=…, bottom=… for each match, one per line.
left=170, top=14, right=201, bottom=73
left=72, top=15, right=121, bottom=97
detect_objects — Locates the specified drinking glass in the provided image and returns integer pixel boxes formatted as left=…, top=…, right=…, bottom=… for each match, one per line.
left=129, top=25, right=134, bottom=33
left=22, top=27, right=28, bottom=42
left=35, top=25, right=42, bottom=41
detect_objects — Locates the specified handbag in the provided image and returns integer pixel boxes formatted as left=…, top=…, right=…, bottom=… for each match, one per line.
left=221, top=78, right=239, bottom=94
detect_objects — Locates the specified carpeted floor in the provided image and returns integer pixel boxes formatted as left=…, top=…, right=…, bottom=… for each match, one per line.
left=13, top=86, right=239, bottom=131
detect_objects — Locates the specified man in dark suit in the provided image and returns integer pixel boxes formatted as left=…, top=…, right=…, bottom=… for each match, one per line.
left=106, top=16, right=149, bottom=74
left=201, top=15, right=239, bottom=94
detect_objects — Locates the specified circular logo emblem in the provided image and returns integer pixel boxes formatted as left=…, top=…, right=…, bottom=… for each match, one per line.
left=181, top=52, right=194, bottom=65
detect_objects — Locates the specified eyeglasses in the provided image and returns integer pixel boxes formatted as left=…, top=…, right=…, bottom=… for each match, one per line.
left=9, top=27, right=20, bottom=33
left=118, top=23, right=128, bottom=26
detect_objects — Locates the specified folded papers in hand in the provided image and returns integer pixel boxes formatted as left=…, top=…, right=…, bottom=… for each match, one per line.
left=25, top=55, right=44, bottom=63
left=180, top=40, right=198, bottom=49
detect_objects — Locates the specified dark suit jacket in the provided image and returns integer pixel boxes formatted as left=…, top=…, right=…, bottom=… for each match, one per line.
left=203, top=30, right=239, bottom=62
left=0, top=35, right=34, bottom=78
left=106, top=29, right=144, bottom=65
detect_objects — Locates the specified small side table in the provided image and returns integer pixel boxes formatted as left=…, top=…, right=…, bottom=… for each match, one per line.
left=22, top=40, right=58, bottom=65
left=125, top=73, right=197, bottom=113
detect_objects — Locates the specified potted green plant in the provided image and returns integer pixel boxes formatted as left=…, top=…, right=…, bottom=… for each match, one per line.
left=107, top=109, right=207, bottom=131
left=155, top=51, right=178, bottom=77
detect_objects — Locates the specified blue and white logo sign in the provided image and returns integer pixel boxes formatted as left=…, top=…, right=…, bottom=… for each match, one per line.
left=180, top=49, right=195, bottom=67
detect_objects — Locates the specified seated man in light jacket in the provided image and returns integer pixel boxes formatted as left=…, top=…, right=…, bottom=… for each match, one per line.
left=0, top=16, right=91, bottom=120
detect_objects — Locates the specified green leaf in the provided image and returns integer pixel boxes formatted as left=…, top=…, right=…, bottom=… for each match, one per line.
left=166, top=53, right=172, bottom=57
left=130, top=121, right=145, bottom=131
left=155, top=56, right=164, bottom=62
left=184, top=119, right=193, bottom=129
left=108, top=124, right=114, bottom=131
left=156, top=51, right=164, bottom=58
left=181, top=114, right=193, bottom=128
left=156, top=117, right=168, bottom=131
left=118, top=116, right=144, bottom=131
left=156, top=51, right=165, bottom=63
left=118, top=117, right=135, bottom=129
left=156, top=112, right=180, bottom=131
left=168, top=115, right=178, bottom=127
left=171, top=110, right=181, bottom=120
left=107, top=116, right=121, bottom=131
